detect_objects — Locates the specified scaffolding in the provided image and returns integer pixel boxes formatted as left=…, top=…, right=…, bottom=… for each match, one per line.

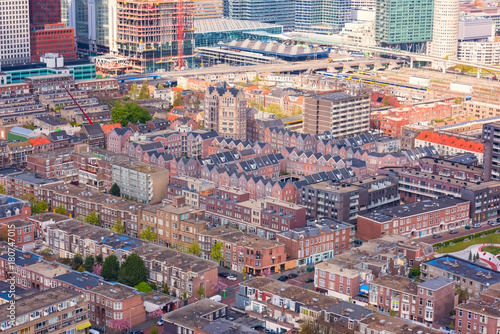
left=93, top=54, right=134, bottom=74
left=115, top=0, right=195, bottom=72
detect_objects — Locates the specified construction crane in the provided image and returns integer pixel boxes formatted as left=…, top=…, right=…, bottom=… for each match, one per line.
left=61, top=85, right=93, bottom=125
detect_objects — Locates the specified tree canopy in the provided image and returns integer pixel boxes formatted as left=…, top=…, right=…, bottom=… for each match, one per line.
left=135, top=282, right=153, bottom=293
left=187, top=241, right=202, bottom=256
left=83, top=255, right=95, bottom=272
left=111, top=217, right=126, bottom=234
left=72, top=253, right=83, bottom=271
left=173, top=91, right=182, bottom=107
left=84, top=211, right=100, bottom=226
left=109, top=183, right=121, bottom=197
left=111, top=102, right=152, bottom=127
left=210, top=241, right=224, bottom=264
left=21, top=194, right=48, bottom=215
left=54, top=204, right=67, bottom=215
left=140, top=226, right=157, bottom=242
left=139, top=81, right=151, bottom=100
left=101, top=254, right=120, bottom=281
left=118, top=254, right=148, bottom=287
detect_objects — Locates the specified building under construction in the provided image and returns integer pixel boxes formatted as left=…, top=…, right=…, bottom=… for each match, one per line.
left=109, top=0, right=195, bottom=73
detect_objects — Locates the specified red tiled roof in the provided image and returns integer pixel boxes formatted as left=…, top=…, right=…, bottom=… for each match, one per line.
left=416, top=131, right=484, bottom=153
left=101, top=123, right=122, bottom=135
left=29, top=137, right=51, bottom=146
left=168, top=114, right=181, bottom=122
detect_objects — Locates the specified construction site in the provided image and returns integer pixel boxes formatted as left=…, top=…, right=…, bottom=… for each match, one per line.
left=102, top=0, right=195, bottom=74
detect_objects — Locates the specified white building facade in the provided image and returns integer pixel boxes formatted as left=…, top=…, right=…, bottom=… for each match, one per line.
left=0, top=0, right=31, bottom=65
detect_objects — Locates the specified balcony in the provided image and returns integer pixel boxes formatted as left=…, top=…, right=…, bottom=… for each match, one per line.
left=367, top=195, right=401, bottom=209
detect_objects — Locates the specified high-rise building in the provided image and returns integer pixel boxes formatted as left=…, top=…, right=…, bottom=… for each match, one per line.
left=225, top=0, right=295, bottom=31
left=295, top=0, right=351, bottom=34
left=303, top=88, right=371, bottom=137
left=29, top=0, right=61, bottom=25
left=30, top=23, right=76, bottom=62
left=375, top=0, right=434, bottom=51
left=351, top=0, right=375, bottom=10
left=109, top=0, right=195, bottom=71
left=194, top=0, right=223, bottom=19
left=427, top=0, right=459, bottom=59
left=482, top=122, right=500, bottom=181
left=0, top=0, right=31, bottom=65
left=204, top=84, right=248, bottom=140
left=88, top=0, right=110, bottom=52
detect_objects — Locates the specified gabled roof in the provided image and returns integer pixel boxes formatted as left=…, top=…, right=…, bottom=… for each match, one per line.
left=101, top=123, right=122, bottom=135
left=29, top=137, right=51, bottom=146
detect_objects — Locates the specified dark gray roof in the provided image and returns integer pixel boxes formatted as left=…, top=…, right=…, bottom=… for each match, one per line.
left=0, top=250, right=39, bottom=267
left=418, top=276, right=454, bottom=290
left=325, top=301, right=373, bottom=320
left=54, top=271, right=101, bottom=290
left=82, top=124, right=105, bottom=136
left=36, top=115, right=67, bottom=126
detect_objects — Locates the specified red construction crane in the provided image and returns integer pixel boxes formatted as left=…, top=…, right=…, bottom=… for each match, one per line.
left=177, top=0, right=184, bottom=70
left=61, top=84, right=93, bottom=125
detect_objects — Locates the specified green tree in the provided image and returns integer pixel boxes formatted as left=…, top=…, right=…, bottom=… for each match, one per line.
left=456, top=286, right=469, bottom=303
left=118, top=254, right=148, bottom=287
left=187, top=241, right=202, bottom=256
left=264, top=104, right=284, bottom=118
left=140, top=226, right=157, bottom=242
left=173, top=91, right=182, bottom=107
left=109, top=183, right=121, bottom=197
left=210, top=241, right=224, bottom=264
left=129, top=83, right=139, bottom=100
left=77, top=265, right=85, bottom=272
left=83, top=255, right=95, bottom=272
left=111, top=217, right=126, bottom=234
left=111, top=102, right=152, bottom=127
left=409, top=268, right=421, bottom=277
left=151, top=326, right=158, bottom=334
left=84, top=211, right=100, bottom=226
left=96, top=254, right=103, bottom=265
left=189, top=95, right=202, bottom=109
left=162, top=283, right=170, bottom=295
left=197, top=285, right=205, bottom=298
left=21, top=194, right=48, bottom=215
left=135, top=281, right=153, bottom=293
left=72, top=253, right=83, bottom=271
left=157, top=83, right=165, bottom=90
left=101, top=254, right=120, bottom=281
left=139, top=81, right=151, bottom=100
left=23, top=122, right=35, bottom=130
left=54, top=204, right=67, bottom=215
left=0, top=184, right=6, bottom=195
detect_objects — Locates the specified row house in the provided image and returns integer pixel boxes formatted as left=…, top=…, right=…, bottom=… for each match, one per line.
left=235, top=153, right=285, bottom=179
left=143, top=151, right=175, bottom=170
left=236, top=277, right=343, bottom=332
left=358, top=313, right=444, bottom=334
left=358, top=196, right=470, bottom=241
left=79, top=124, right=106, bottom=147
left=106, top=127, right=134, bottom=154
left=1, top=219, right=35, bottom=250
left=152, top=132, right=183, bottom=157
left=29, top=212, right=73, bottom=239
left=47, top=129, right=82, bottom=150
left=170, top=157, right=201, bottom=178
left=128, top=141, right=164, bottom=159
left=138, top=196, right=207, bottom=250
left=146, top=119, right=170, bottom=131
left=316, top=132, right=377, bottom=155
left=39, top=183, right=140, bottom=236
left=208, top=138, right=274, bottom=158
left=282, top=150, right=345, bottom=176
left=184, top=130, right=220, bottom=159
left=200, top=188, right=307, bottom=239
left=300, top=175, right=400, bottom=225
left=368, top=275, right=455, bottom=326
left=455, top=300, right=500, bottom=334
left=0, top=168, right=62, bottom=199
left=0, top=195, right=31, bottom=225
left=27, top=147, right=78, bottom=181
left=277, top=217, right=354, bottom=267
left=28, top=136, right=54, bottom=153
left=201, top=151, right=242, bottom=167
left=264, top=127, right=316, bottom=152
left=75, top=78, right=119, bottom=92
left=415, top=131, right=484, bottom=164
left=198, top=226, right=286, bottom=275
left=246, top=112, right=284, bottom=143
left=419, top=157, right=483, bottom=181
left=164, top=176, right=215, bottom=207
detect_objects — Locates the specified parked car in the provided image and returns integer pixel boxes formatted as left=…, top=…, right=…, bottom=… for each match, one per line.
left=288, top=273, right=298, bottom=279
left=472, top=223, right=482, bottom=228
left=157, top=319, right=164, bottom=326
left=277, top=275, right=289, bottom=282
left=488, top=220, right=500, bottom=226
left=218, top=272, right=228, bottom=278
left=131, top=331, right=143, bottom=334
left=433, top=234, right=442, bottom=239
left=305, top=278, right=314, bottom=283
left=449, top=230, right=459, bottom=234
left=227, top=275, right=237, bottom=281
left=497, top=217, right=500, bottom=222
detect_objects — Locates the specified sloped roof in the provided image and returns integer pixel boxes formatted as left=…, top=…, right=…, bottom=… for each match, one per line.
left=416, top=131, right=483, bottom=153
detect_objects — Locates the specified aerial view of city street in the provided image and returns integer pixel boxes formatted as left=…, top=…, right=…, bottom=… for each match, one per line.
left=1, top=0, right=500, bottom=333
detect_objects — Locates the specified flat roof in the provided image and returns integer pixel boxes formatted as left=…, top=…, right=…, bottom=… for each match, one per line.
left=163, top=299, right=226, bottom=329
left=360, top=313, right=443, bottom=334
left=91, top=282, right=138, bottom=300
left=26, top=262, right=69, bottom=277
left=425, top=255, right=500, bottom=285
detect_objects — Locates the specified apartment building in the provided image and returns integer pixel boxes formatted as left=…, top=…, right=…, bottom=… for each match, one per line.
left=415, top=131, right=484, bottom=164
left=200, top=187, right=307, bottom=239
left=0, top=287, right=90, bottom=334
left=277, top=217, right=354, bottom=266
left=421, top=255, right=500, bottom=298
left=369, top=276, right=455, bottom=326
left=111, top=161, right=169, bottom=204
left=300, top=175, right=399, bottom=225
left=482, top=122, right=500, bottom=181
left=138, top=196, right=207, bottom=249
left=165, top=176, right=215, bottom=207
left=0, top=168, right=62, bottom=199
left=315, top=260, right=370, bottom=300
left=198, top=226, right=286, bottom=275
left=455, top=300, right=500, bottom=334
left=0, top=0, right=30, bottom=66
left=1, top=219, right=35, bottom=250
left=163, top=299, right=227, bottom=334
left=303, top=89, right=371, bottom=137
left=204, top=84, right=248, bottom=140
left=463, top=100, right=500, bottom=118
left=29, top=212, right=72, bottom=238
left=357, top=197, right=470, bottom=240
left=461, top=181, right=500, bottom=223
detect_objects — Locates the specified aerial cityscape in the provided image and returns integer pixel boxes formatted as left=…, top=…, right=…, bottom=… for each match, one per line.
left=1, top=0, right=500, bottom=334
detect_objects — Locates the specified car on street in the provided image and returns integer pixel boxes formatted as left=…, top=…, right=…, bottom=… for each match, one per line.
left=472, top=223, right=482, bottom=228
left=488, top=220, right=500, bottom=226
left=433, top=234, right=442, bottom=239
left=131, top=331, right=143, bottom=334
left=218, top=272, right=228, bottom=278
left=305, top=278, right=314, bottom=283
left=277, top=275, right=289, bottom=282
left=449, top=230, right=459, bottom=234
left=227, top=275, right=237, bottom=281
left=157, top=319, right=164, bottom=326
left=288, top=273, right=298, bottom=279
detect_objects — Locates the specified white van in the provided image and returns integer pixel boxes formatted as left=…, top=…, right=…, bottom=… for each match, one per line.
left=209, top=295, right=222, bottom=303
left=89, top=329, right=100, bottom=334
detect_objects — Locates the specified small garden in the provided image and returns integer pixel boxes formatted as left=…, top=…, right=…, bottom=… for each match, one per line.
left=435, top=228, right=500, bottom=254
left=481, top=246, right=500, bottom=256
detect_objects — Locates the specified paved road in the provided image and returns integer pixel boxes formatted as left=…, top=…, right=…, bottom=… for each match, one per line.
left=415, top=223, right=500, bottom=245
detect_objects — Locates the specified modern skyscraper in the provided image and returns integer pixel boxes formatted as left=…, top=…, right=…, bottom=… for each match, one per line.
left=303, top=88, right=371, bottom=137
left=204, top=84, right=248, bottom=140
left=88, top=0, right=110, bottom=52
left=295, top=0, right=351, bottom=34
left=29, top=0, right=61, bottom=25
left=110, top=0, right=195, bottom=72
left=193, top=0, right=223, bottom=19
left=427, top=0, right=459, bottom=59
left=375, top=0, right=434, bottom=51
left=0, top=0, right=31, bottom=65
left=225, top=0, right=295, bottom=31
